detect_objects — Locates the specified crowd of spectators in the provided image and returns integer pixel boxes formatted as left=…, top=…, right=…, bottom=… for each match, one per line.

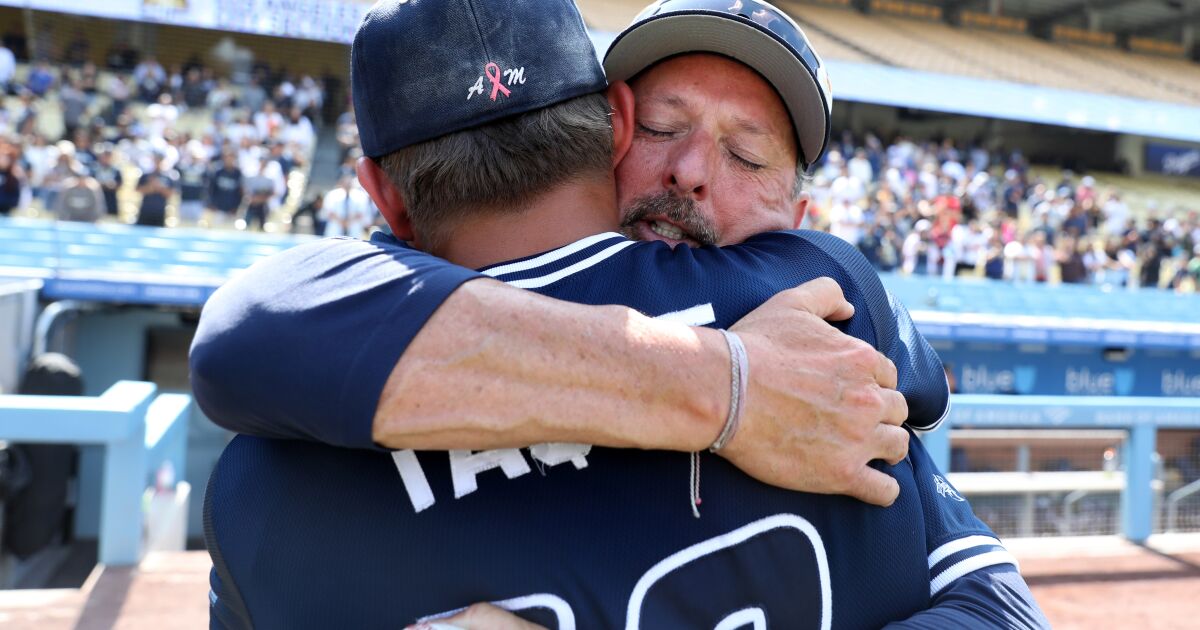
left=806, top=132, right=1200, bottom=293
left=2, top=39, right=1199, bottom=289
left=0, top=38, right=382, bottom=237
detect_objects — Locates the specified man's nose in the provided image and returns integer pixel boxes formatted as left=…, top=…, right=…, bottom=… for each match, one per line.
left=662, top=134, right=713, bottom=201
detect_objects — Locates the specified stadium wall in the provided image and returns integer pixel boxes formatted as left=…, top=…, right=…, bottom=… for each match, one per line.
left=47, top=309, right=214, bottom=540
left=0, top=279, right=39, bottom=395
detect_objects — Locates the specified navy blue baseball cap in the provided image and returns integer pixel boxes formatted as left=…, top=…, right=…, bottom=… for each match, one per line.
left=604, top=0, right=833, bottom=170
left=352, top=0, right=608, bottom=159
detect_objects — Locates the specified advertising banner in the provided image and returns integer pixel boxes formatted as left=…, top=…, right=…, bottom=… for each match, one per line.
left=1145, top=142, right=1200, bottom=178
left=938, top=342, right=1200, bottom=397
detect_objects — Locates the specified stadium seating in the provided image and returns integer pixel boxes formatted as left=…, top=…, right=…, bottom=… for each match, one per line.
left=776, top=2, right=1200, bottom=107
left=795, top=21, right=872, bottom=63
left=790, top=4, right=1001, bottom=79
left=577, top=0, right=660, bottom=31
left=1060, top=43, right=1200, bottom=105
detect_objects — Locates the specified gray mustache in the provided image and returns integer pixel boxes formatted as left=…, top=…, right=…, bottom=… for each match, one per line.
left=620, top=193, right=719, bottom=246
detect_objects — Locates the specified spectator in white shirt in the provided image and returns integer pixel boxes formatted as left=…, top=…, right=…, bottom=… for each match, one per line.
left=967, top=171, right=994, bottom=214
left=1003, top=238, right=1031, bottom=283
left=294, top=76, right=324, bottom=120
left=144, top=93, right=179, bottom=141
left=884, top=166, right=908, bottom=200
left=206, top=78, right=235, bottom=112
left=902, top=219, right=934, bottom=275
left=105, top=73, right=131, bottom=119
left=847, top=148, right=873, bottom=185
left=23, top=135, right=57, bottom=204
left=941, top=159, right=967, bottom=187
left=1103, top=193, right=1130, bottom=236
left=819, top=149, right=843, bottom=181
left=258, top=156, right=287, bottom=209
left=828, top=198, right=864, bottom=246
left=280, top=106, right=314, bottom=153
left=830, top=165, right=865, bottom=206
left=320, top=176, right=374, bottom=239
left=224, top=111, right=260, bottom=147
left=236, top=136, right=265, bottom=176
left=918, top=161, right=939, bottom=200
left=0, top=44, right=15, bottom=93
left=253, top=100, right=285, bottom=141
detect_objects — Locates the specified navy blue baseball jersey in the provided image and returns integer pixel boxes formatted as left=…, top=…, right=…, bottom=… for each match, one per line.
left=191, top=230, right=948, bottom=450
left=195, top=230, right=1047, bottom=628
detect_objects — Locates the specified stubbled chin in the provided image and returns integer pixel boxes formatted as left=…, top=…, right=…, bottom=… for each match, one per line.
left=630, top=221, right=700, bottom=248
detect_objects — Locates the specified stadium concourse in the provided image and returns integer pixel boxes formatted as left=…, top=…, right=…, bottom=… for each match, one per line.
left=0, top=0, right=1200, bottom=626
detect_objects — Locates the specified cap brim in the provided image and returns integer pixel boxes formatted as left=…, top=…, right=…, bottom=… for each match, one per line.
left=604, top=13, right=829, bottom=168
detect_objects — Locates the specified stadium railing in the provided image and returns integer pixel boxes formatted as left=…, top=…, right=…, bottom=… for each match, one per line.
left=923, top=395, right=1200, bottom=543
left=0, top=381, right=191, bottom=565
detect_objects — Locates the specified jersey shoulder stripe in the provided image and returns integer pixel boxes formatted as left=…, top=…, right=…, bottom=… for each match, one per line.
left=928, top=535, right=1006, bottom=568
left=915, top=377, right=952, bottom=432
left=928, top=535, right=1019, bottom=596
left=930, top=549, right=1021, bottom=596
left=481, top=232, right=628, bottom=282
left=506, top=241, right=638, bottom=289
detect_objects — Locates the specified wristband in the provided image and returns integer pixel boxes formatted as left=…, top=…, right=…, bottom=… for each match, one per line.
left=709, top=329, right=749, bottom=452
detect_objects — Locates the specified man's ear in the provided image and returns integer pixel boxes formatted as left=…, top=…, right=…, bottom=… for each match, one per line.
left=606, top=81, right=635, bottom=168
left=356, top=157, right=417, bottom=243
left=792, top=190, right=811, bottom=229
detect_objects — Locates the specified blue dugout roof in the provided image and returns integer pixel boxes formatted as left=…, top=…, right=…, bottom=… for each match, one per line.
left=0, top=217, right=315, bottom=307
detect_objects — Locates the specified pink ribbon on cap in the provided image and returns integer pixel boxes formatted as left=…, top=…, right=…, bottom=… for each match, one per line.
left=485, top=62, right=511, bottom=101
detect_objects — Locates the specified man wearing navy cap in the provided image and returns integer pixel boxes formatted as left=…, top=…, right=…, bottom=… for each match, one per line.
left=196, top=0, right=1046, bottom=627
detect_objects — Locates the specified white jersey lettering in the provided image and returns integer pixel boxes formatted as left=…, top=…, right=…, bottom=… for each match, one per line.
left=393, top=444, right=593, bottom=513
left=449, top=448, right=532, bottom=498
left=392, top=450, right=435, bottom=513
left=529, top=442, right=591, bottom=469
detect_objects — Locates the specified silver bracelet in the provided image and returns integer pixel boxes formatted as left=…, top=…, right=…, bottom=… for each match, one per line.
left=709, top=329, right=749, bottom=452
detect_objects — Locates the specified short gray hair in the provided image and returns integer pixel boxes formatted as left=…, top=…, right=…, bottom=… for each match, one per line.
left=378, top=92, right=613, bottom=249
left=792, top=163, right=811, bottom=199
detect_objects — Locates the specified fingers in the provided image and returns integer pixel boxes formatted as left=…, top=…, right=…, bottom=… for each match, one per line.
left=879, top=387, right=908, bottom=427
left=873, top=423, right=910, bottom=466
left=848, top=467, right=901, bottom=508
left=433, top=603, right=547, bottom=630
left=406, top=623, right=464, bottom=630
left=873, top=352, right=898, bottom=390
left=791, top=277, right=855, bottom=322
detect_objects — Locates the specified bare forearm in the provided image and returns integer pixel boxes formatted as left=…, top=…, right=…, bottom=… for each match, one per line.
left=373, top=279, right=727, bottom=452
